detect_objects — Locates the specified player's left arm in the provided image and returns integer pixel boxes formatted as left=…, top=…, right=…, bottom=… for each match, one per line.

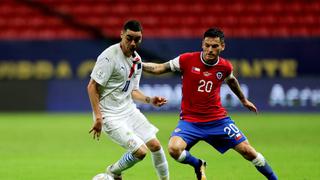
left=225, top=73, right=258, bottom=113
left=142, top=61, right=172, bottom=74
left=131, top=89, right=167, bottom=107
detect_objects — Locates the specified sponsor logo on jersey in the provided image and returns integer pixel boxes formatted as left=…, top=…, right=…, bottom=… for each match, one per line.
left=216, top=72, right=223, bottom=80
left=191, top=67, right=201, bottom=74
left=203, top=71, right=212, bottom=77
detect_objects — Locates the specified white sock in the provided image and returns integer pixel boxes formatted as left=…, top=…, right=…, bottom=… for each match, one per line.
left=151, top=147, right=170, bottom=180
left=110, top=152, right=141, bottom=174
left=177, top=150, right=187, bottom=162
left=251, top=152, right=266, bottom=167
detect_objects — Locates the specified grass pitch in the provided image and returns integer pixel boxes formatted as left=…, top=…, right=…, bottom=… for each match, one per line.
left=0, top=112, right=319, bottom=180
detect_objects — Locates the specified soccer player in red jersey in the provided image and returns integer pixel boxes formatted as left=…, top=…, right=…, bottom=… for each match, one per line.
left=143, top=28, right=277, bottom=180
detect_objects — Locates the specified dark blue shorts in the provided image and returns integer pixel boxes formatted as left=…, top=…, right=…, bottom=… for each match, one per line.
left=171, top=117, right=247, bottom=154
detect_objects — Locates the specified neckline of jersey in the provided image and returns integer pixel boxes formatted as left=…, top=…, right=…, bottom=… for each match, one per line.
left=200, top=52, right=220, bottom=67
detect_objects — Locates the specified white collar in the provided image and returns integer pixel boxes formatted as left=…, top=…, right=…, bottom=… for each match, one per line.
left=200, top=52, right=219, bottom=66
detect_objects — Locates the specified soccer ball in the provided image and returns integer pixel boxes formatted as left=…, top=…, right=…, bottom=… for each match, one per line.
left=92, top=173, right=114, bottom=180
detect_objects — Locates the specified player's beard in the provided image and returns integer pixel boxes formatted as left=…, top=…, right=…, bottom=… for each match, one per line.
left=204, top=53, right=218, bottom=64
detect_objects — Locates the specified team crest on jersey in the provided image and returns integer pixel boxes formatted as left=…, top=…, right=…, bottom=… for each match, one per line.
left=216, top=72, right=223, bottom=80
left=203, top=71, right=212, bottom=77
left=96, top=69, right=106, bottom=79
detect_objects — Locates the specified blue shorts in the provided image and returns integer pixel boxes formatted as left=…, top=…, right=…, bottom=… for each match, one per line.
left=171, top=117, right=247, bottom=154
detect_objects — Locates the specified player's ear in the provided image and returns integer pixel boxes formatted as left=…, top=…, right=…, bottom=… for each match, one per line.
left=201, top=39, right=205, bottom=49
left=120, top=30, right=124, bottom=39
left=221, top=41, right=225, bottom=51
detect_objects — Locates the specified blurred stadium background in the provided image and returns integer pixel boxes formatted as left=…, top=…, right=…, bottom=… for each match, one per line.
left=0, top=0, right=319, bottom=179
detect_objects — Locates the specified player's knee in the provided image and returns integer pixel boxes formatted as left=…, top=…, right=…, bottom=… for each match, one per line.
left=235, top=142, right=257, bottom=160
left=168, top=144, right=182, bottom=160
left=133, top=146, right=148, bottom=160
left=146, top=139, right=161, bottom=152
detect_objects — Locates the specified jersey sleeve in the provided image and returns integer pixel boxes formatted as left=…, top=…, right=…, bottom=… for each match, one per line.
left=169, top=56, right=180, bottom=71
left=179, top=53, right=193, bottom=73
left=90, top=55, right=114, bottom=87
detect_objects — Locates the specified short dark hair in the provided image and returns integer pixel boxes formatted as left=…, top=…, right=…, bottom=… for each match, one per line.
left=204, top=28, right=224, bottom=42
left=123, top=20, right=143, bottom=32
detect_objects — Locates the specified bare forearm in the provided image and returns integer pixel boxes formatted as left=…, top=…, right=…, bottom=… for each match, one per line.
left=226, top=78, right=246, bottom=102
left=87, top=80, right=102, bottom=118
left=143, top=62, right=171, bottom=74
left=132, top=89, right=151, bottom=104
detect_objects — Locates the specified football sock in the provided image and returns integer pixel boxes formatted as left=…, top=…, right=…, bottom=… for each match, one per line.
left=177, top=150, right=201, bottom=169
left=151, top=147, right=170, bottom=180
left=252, top=153, right=278, bottom=180
left=110, top=152, right=142, bottom=175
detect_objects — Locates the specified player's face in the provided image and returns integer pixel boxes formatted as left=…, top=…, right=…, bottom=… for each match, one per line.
left=120, top=29, right=142, bottom=57
left=202, top=37, right=225, bottom=63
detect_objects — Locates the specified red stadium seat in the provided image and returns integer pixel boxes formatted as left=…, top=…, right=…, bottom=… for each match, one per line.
left=0, top=0, right=319, bottom=39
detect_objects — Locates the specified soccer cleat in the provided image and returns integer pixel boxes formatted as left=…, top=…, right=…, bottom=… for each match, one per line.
left=106, top=165, right=122, bottom=180
left=194, top=160, right=207, bottom=180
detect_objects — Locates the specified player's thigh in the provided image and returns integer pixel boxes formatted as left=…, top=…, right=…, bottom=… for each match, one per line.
left=127, top=109, right=159, bottom=143
left=104, top=122, right=144, bottom=153
left=170, top=120, right=203, bottom=150
left=205, top=118, right=247, bottom=154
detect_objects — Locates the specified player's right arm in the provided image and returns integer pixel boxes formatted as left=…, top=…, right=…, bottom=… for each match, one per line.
left=87, top=55, right=113, bottom=140
left=87, top=79, right=103, bottom=140
left=142, top=62, right=172, bottom=74
left=143, top=56, right=181, bottom=74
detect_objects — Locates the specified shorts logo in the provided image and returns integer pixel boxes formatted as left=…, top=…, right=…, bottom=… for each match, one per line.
left=127, top=139, right=137, bottom=149
left=174, top=128, right=181, bottom=133
left=216, top=72, right=223, bottom=80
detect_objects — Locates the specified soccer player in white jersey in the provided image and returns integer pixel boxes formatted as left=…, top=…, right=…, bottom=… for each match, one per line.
left=87, top=20, right=169, bottom=180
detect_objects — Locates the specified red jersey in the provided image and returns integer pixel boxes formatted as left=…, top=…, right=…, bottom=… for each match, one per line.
left=173, top=52, right=233, bottom=122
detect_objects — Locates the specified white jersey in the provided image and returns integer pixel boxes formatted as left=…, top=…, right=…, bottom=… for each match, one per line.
left=90, top=43, right=142, bottom=117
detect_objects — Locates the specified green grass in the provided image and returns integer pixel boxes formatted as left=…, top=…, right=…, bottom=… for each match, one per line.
left=0, top=112, right=319, bottom=180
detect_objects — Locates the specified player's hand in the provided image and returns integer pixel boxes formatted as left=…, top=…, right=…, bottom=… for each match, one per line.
left=241, top=99, right=258, bottom=114
left=89, top=117, right=103, bottom=140
left=151, top=96, right=167, bottom=107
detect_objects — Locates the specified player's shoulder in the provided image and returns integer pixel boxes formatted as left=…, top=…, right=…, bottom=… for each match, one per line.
left=218, top=57, right=232, bottom=67
left=97, top=43, right=121, bottom=62
left=179, top=52, right=201, bottom=62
